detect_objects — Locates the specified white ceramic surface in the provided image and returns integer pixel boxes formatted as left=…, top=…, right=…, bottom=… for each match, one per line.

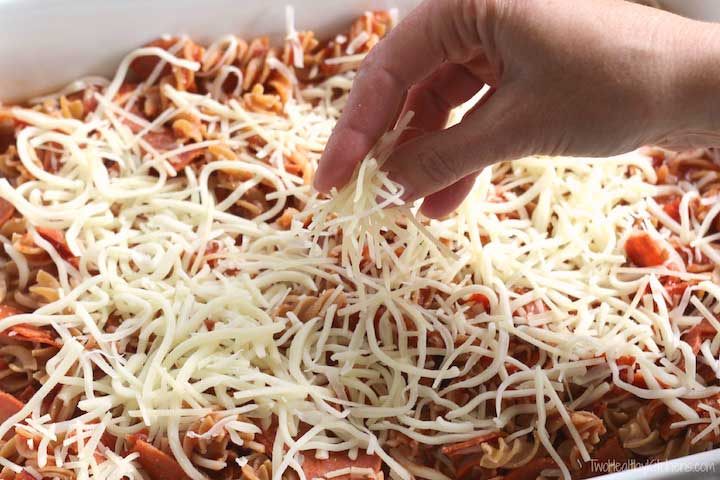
left=2, top=0, right=720, bottom=478
left=0, top=0, right=420, bottom=102
left=1, top=0, right=719, bottom=102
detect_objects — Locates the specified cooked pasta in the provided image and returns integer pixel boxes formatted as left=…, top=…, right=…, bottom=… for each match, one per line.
left=0, top=7, right=720, bottom=480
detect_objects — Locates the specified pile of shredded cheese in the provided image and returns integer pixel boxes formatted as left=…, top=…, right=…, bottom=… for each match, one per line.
left=1, top=15, right=720, bottom=480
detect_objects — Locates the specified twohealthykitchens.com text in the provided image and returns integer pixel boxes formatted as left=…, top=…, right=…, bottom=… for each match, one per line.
left=589, top=458, right=716, bottom=475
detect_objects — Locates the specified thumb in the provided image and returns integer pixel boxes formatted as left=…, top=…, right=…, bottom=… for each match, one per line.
left=383, top=87, right=533, bottom=203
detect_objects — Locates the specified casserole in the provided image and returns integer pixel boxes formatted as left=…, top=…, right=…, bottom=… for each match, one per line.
left=1, top=1, right=720, bottom=479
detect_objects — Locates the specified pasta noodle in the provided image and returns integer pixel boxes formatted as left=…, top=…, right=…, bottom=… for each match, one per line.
left=618, top=407, right=665, bottom=456
left=476, top=434, right=540, bottom=470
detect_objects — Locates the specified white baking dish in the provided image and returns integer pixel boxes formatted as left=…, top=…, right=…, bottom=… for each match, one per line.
left=0, top=0, right=417, bottom=102
left=0, top=0, right=716, bottom=102
left=1, top=0, right=720, bottom=478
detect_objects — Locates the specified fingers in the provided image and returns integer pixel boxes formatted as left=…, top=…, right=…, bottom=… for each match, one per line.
left=414, top=87, right=497, bottom=218
left=397, top=67, right=491, bottom=218
left=384, top=86, right=529, bottom=202
left=419, top=174, right=477, bottom=219
left=397, top=63, right=487, bottom=145
left=314, top=0, right=488, bottom=193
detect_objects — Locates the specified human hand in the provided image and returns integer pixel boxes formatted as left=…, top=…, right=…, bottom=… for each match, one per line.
left=314, top=0, right=720, bottom=218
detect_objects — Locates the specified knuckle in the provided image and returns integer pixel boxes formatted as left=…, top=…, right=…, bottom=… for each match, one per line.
left=432, top=0, right=483, bottom=63
left=359, top=47, right=380, bottom=71
left=377, top=64, right=405, bottom=91
left=418, top=144, right=461, bottom=187
left=470, top=0, right=518, bottom=45
left=359, top=54, right=404, bottom=92
left=484, top=0, right=519, bottom=21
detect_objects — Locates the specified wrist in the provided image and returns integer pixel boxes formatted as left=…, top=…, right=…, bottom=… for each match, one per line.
left=663, top=19, right=720, bottom=144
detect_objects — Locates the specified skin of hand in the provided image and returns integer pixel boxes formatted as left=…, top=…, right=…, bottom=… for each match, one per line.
left=313, top=0, right=720, bottom=218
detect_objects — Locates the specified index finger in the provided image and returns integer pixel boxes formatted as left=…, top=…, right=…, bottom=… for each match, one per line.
left=313, top=0, right=487, bottom=193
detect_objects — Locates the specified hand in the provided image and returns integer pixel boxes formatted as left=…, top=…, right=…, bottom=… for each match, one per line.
left=314, top=0, right=720, bottom=218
